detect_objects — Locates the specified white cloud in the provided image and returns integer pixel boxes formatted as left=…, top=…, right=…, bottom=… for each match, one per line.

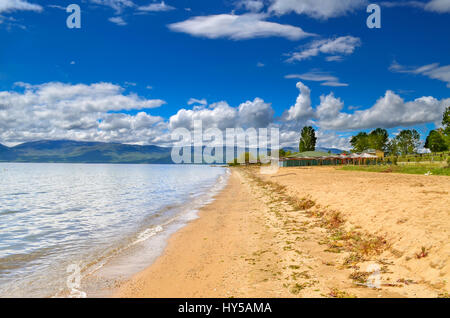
left=90, top=0, right=135, bottom=13
left=238, top=98, right=275, bottom=128
left=315, top=130, right=352, bottom=150
left=0, top=0, right=42, bottom=13
left=187, top=98, right=207, bottom=106
left=108, top=16, right=127, bottom=25
left=0, top=82, right=166, bottom=145
left=316, top=93, right=344, bottom=121
left=138, top=1, right=175, bottom=12
left=325, top=55, right=344, bottom=62
left=280, top=81, right=450, bottom=132
left=380, top=1, right=426, bottom=8
left=317, top=91, right=450, bottom=130
left=236, top=0, right=265, bottom=12
left=425, top=0, right=450, bottom=12
left=281, top=82, right=315, bottom=122
left=168, top=13, right=314, bottom=40
left=381, top=0, right=450, bottom=13
left=285, top=71, right=348, bottom=87
left=390, top=61, right=450, bottom=87
left=169, top=98, right=274, bottom=130
left=268, top=0, right=366, bottom=19
left=286, top=36, right=361, bottom=62
left=257, top=62, right=265, bottom=67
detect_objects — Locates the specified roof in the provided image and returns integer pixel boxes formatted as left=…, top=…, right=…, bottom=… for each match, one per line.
left=287, top=151, right=332, bottom=158
left=280, top=151, right=379, bottom=161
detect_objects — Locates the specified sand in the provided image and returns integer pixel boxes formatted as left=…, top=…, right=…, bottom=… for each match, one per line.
left=115, top=167, right=450, bottom=298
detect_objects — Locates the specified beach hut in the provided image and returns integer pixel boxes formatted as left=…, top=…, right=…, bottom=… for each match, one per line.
left=278, top=150, right=379, bottom=167
left=279, top=151, right=339, bottom=167
left=364, top=149, right=385, bottom=159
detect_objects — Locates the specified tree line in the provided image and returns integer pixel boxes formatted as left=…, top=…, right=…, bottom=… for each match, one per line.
left=350, top=106, right=450, bottom=155
left=291, top=106, right=450, bottom=157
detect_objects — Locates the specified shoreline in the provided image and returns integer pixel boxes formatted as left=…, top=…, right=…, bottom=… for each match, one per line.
left=114, top=167, right=449, bottom=298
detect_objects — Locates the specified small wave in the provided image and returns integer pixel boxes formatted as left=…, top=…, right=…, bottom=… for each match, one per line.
left=132, top=225, right=164, bottom=245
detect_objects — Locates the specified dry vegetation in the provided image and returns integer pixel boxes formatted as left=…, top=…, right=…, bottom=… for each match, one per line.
left=236, top=166, right=444, bottom=297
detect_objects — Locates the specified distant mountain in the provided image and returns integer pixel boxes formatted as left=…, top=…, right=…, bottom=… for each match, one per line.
left=0, top=140, right=345, bottom=164
left=282, top=147, right=344, bottom=154
left=0, top=140, right=173, bottom=164
left=316, top=147, right=345, bottom=154
left=0, top=140, right=268, bottom=164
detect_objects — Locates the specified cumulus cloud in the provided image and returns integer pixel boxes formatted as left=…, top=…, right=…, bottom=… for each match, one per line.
left=1, top=80, right=447, bottom=150
left=286, top=36, right=361, bottom=63
left=281, top=82, right=315, bottom=122
left=285, top=71, right=348, bottom=87
left=0, top=82, right=166, bottom=145
left=390, top=61, right=450, bottom=88
left=281, top=81, right=450, bottom=131
left=0, top=0, right=42, bottom=13
left=138, top=1, right=175, bottom=12
left=169, top=98, right=275, bottom=130
left=278, top=81, right=450, bottom=148
left=317, top=91, right=450, bottom=130
left=268, top=0, right=367, bottom=19
left=168, top=13, right=314, bottom=40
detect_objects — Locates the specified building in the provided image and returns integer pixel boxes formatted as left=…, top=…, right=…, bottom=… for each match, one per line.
left=278, top=151, right=378, bottom=167
left=364, top=149, right=385, bottom=159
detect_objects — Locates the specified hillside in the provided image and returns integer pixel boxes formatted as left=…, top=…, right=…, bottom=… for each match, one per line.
left=0, top=140, right=275, bottom=164
left=0, top=140, right=173, bottom=164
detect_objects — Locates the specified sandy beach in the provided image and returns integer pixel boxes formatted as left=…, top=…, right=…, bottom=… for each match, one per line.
left=115, top=167, right=450, bottom=298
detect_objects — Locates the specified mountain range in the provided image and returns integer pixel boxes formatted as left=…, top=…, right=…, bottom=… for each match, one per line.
left=0, top=140, right=345, bottom=164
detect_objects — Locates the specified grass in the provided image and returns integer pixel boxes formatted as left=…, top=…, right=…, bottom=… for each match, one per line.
left=340, top=164, right=450, bottom=176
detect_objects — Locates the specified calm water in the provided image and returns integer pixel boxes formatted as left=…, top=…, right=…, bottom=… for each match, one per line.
left=0, top=163, right=228, bottom=297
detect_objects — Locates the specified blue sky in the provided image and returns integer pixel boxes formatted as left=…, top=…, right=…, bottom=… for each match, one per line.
left=0, top=0, right=449, bottom=149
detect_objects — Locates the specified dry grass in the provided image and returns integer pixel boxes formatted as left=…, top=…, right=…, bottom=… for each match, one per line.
left=328, top=287, right=357, bottom=298
left=415, top=246, right=429, bottom=259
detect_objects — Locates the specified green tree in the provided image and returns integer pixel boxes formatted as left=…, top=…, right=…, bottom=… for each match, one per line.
left=386, top=139, right=399, bottom=156
left=395, top=129, right=420, bottom=155
left=350, top=132, right=369, bottom=152
left=299, top=126, right=316, bottom=152
left=424, top=130, right=448, bottom=152
left=368, top=128, right=389, bottom=151
left=443, top=106, right=450, bottom=134
left=442, top=106, right=450, bottom=148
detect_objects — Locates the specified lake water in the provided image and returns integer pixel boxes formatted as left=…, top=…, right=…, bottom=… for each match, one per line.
left=0, top=163, right=229, bottom=297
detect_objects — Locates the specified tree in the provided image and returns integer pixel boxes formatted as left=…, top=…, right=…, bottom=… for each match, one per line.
left=368, top=128, right=389, bottom=151
left=299, top=126, right=316, bottom=152
left=424, top=130, right=448, bottom=152
left=395, top=129, right=420, bottom=155
left=442, top=106, right=450, bottom=149
left=443, top=106, right=450, bottom=134
left=350, top=132, right=369, bottom=152
left=386, top=139, right=399, bottom=156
